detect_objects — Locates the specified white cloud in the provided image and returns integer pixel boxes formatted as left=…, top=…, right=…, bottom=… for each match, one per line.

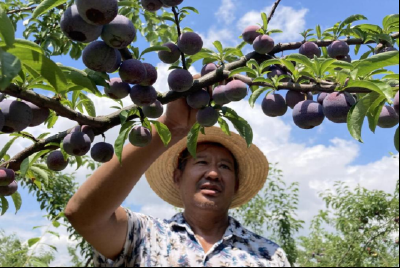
left=199, top=27, right=238, bottom=51
left=215, top=0, right=236, bottom=25
left=238, top=5, right=308, bottom=43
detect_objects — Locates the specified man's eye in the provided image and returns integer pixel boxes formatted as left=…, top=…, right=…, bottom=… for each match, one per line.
left=221, top=164, right=231, bottom=170
left=197, top=161, right=207, bottom=165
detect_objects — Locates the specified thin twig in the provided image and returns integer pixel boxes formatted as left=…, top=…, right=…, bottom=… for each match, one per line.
left=268, top=0, right=282, bottom=23
left=85, top=257, right=93, bottom=267
left=172, top=6, right=187, bottom=70
left=6, top=6, right=36, bottom=15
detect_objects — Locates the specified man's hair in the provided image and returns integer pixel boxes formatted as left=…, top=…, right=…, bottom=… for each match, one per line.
left=177, top=142, right=239, bottom=179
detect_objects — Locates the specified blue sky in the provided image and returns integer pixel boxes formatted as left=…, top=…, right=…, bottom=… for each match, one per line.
left=1, top=0, right=399, bottom=266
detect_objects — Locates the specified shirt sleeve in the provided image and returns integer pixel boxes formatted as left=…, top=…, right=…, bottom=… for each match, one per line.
left=92, top=208, right=150, bottom=267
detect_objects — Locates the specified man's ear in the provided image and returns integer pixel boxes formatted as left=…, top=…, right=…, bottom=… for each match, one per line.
left=173, top=169, right=182, bottom=189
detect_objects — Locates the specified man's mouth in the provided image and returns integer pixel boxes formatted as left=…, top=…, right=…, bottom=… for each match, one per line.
left=199, top=184, right=222, bottom=196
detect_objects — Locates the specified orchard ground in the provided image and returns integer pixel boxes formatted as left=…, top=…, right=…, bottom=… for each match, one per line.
left=0, top=0, right=399, bottom=266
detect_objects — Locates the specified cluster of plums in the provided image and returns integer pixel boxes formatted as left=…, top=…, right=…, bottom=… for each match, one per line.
left=0, top=94, right=50, bottom=133
left=242, top=26, right=275, bottom=55
left=0, top=168, right=18, bottom=197
left=261, top=69, right=400, bottom=130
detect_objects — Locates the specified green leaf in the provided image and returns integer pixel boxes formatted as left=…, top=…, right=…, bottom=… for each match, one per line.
left=61, top=66, right=100, bottom=96
left=140, top=46, right=171, bottom=58
left=4, top=46, right=68, bottom=92
left=0, top=51, right=21, bottom=90
left=249, top=87, right=270, bottom=108
left=52, top=220, right=61, bottom=228
left=187, top=123, right=201, bottom=159
left=11, top=192, right=22, bottom=215
left=347, top=93, right=380, bottom=143
left=115, top=122, right=134, bottom=164
left=354, top=51, right=399, bottom=77
left=222, top=107, right=253, bottom=147
left=286, top=54, right=315, bottom=74
left=395, top=127, right=399, bottom=152
left=213, top=41, right=223, bottom=54
left=150, top=121, right=171, bottom=147
left=0, top=137, right=18, bottom=161
left=261, top=12, right=268, bottom=30
left=229, top=67, right=257, bottom=77
left=218, top=117, right=231, bottom=136
left=32, top=0, right=68, bottom=19
left=338, top=14, right=368, bottom=33
left=345, top=81, right=389, bottom=101
left=28, top=238, right=41, bottom=247
left=0, top=196, right=9, bottom=216
left=367, top=96, right=385, bottom=133
left=79, top=93, right=96, bottom=117
left=30, top=166, right=50, bottom=186
left=0, top=7, right=15, bottom=47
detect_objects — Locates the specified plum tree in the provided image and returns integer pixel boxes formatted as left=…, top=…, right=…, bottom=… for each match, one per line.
left=0, top=181, right=18, bottom=197
left=101, top=15, right=136, bottom=49
left=63, top=131, right=92, bottom=156
left=286, top=91, right=313, bottom=109
left=323, top=92, right=356, bottom=123
left=140, top=63, right=158, bottom=86
left=0, top=100, right=33, bottom=133
left=187, top=89, right=210, bottom=109
left=317, top=92, right=329, bottom=105
left=105, top=78, right=131, bottom=100
left=168, top=69, right=193, bottom=92
left=142, top=100, right=164, bottom=118
left=130, top=85, right=158, bottom=106
left=0, top=168, right=15, bottom=187
left=376, top=46, right=398, bottom=54
left=394, top=91, right=399, bottom=115
left=213, top=85, right=231, bottom=106
left=82, top=41, right=120, bottom=73
left=91, top=142, right=114, bottom=163
left=293, top=100, right=325, bottom=129
left=22, top=101, right=50, bottom=127
left=253, top=35, right=275, bottom=54
left=242, top=26, right=261, bottom=44
left=60, top=5, right=103, bottom=43
left=197, top=107, right=219, bottom=127
left=377, top=106, right=399, bottom=128
left=178, top=32, right=203, bottom=55
left=160, top=0, right=184, bottom=6
left=119, top=59, right=148, bottom=85
left=158, top=42, right=181, bottom=64
left=141, top=0, right=163, bottom=12
left=299, top=42, right=321, bottom=59
left=76, top=0, right=118, bottom=25
left=201, top=63, right=218, bottom=76
left=129, top=126, right=152, bottom=147
left=225, top=80, right=248, bottom=102
left=328, top=40, right=350, bottom=58
left=262, top=93, right=288, bottom=117
left=46, top=151, right=69, bottom=172
left=107, top=51, right=122, bottom=73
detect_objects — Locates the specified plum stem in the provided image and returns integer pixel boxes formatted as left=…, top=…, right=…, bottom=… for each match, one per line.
left=172, top=6, right=187, bottom=70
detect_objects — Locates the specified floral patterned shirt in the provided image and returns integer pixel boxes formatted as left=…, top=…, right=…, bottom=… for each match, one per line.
left=93, top=208, right=291, bottom=267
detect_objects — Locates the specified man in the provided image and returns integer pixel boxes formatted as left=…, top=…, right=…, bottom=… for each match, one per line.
left=65, top=98, right=291, bottom=267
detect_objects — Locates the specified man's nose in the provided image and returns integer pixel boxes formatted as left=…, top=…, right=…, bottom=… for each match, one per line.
left=206, top=165, right=221, bottom=180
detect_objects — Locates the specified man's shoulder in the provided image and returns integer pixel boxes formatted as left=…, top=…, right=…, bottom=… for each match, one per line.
left=241, top=226, right=281, bottom=249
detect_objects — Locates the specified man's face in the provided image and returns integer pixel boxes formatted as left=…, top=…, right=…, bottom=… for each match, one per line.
left=174, top=143, right=239, bottom=212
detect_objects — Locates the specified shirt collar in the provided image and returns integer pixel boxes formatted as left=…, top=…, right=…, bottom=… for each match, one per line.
left=169, top=213, right=251, bottom=240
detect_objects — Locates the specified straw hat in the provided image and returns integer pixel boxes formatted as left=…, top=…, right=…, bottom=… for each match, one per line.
left=145, top=127, right=269, bottom=209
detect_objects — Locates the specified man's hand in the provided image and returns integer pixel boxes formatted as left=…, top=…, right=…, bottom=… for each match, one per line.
left=161, top=98, right=198, bottom=136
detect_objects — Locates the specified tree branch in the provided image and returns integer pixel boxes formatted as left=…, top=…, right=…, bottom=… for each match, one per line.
left=6, top=6, right=36, bottom=15
left=172, top=7, right=187, bottom=70
left=268, top=0, right=282, bottom=23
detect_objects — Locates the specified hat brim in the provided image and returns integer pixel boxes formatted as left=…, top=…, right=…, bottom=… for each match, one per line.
left=145, top=127, right=269, bottom=209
